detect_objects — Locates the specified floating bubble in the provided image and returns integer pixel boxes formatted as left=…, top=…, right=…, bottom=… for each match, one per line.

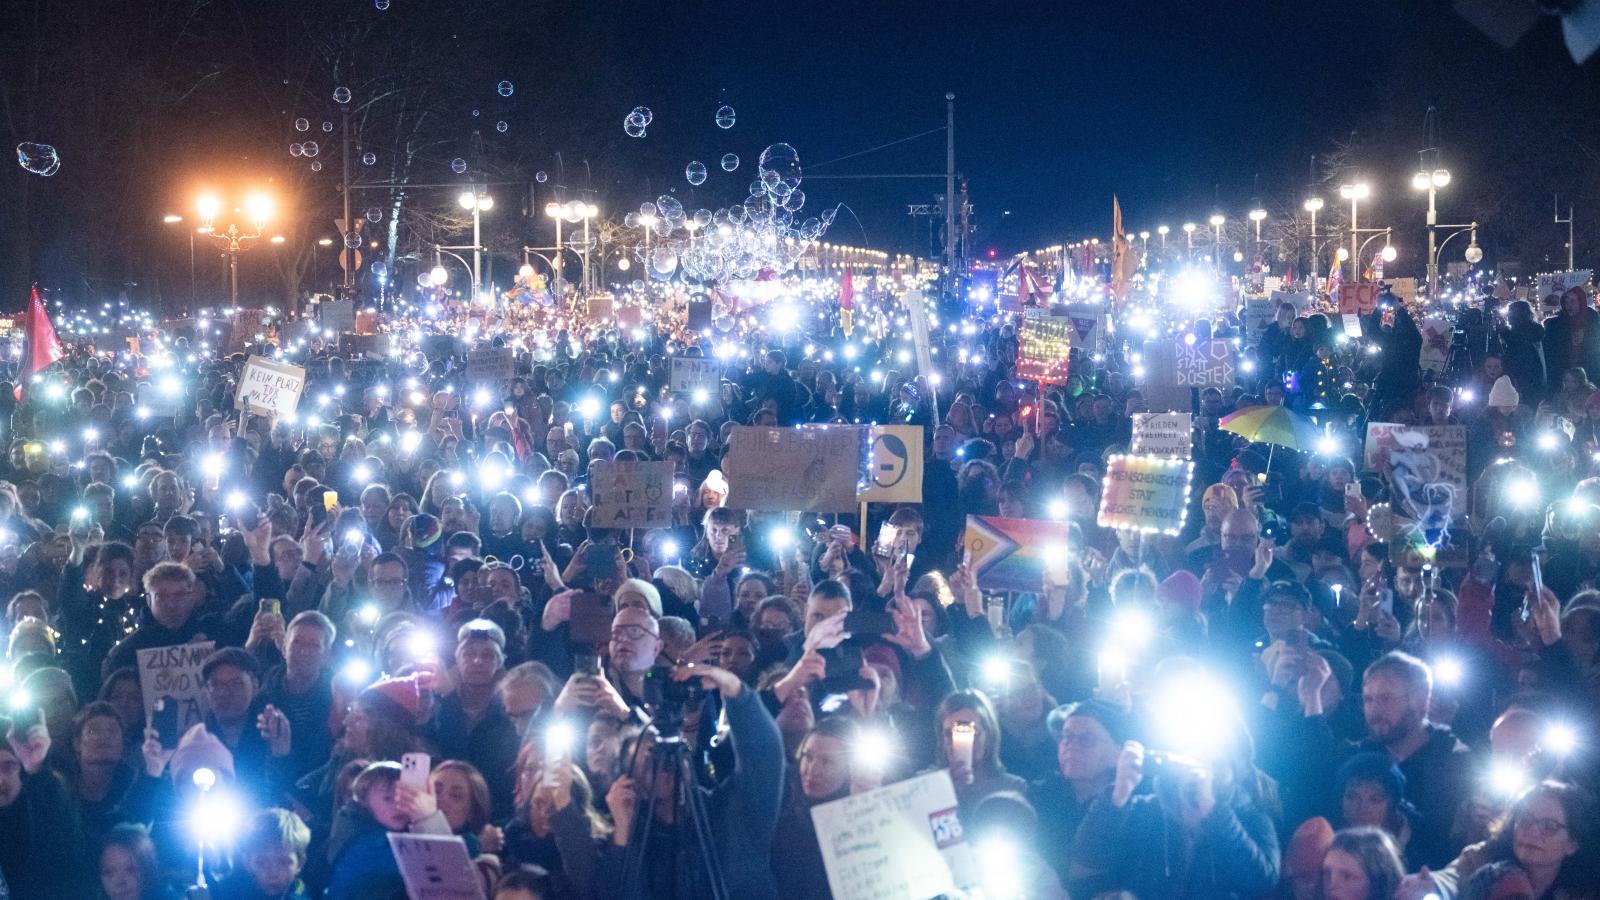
left=310, top=161, right=322, bottom=172
left=639, top=202, right=658, bottom=218
left=535, top=171, right=548, bottom=183
left=623, top=212, right=639, bottom=228
left=758, top=142, right=802, bottom=193
left=566, top=233, right=597, bottom=253
left=715, top=105, right=736, bottom=129
left=623, top=113, right=647, bottom=138
left=333, top=86, right=351, bottom=104
left=650, top=246, right=678, bottom=278
left=322, top=121, right=333, bottom=133
left=450, top=158, right=468, bottom=175
left=496, top=120, right=508, bottom=133
left=656, top=195, right=685, bottom=222
left=365, top=207, right=383, bottom=223
left=16, top=143, right=60, bottom=176
left=685, top=161, right=707, bottom=186
left=344, top=232, right=362, bottom=249
left=782, top=190, right=805, bottom=212
left=302, top=141, right=319, bottom=158
left=375, top=0, right=389, bottom=9
left=720, top=153, right=739, bottom=172
left=471, top=108, right=480, bottom=117
left=371, top=260, right=388, bottom=276
left=289, top=143, right=304, bottom=158
left=362, top=151, right=377, bottom=166
left=497, top=81, right=514, bottom=97
left=294, top=117, right=310, bottom=132
left=631, top=279, right=646, bottom=293
left=416, top=272, right=433, bottom=289
left=693, top=209, right=712, bottom=229
left=632, top=106, right=653, bottom=125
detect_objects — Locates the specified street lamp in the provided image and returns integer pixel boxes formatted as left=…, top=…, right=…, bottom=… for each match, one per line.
left=543, top=202, right=568, bottom=298
left=1208, top=214, right=1225, bottom=269
left=637, top=212, right=658, bottom=262
left=1413, top=165, right=1451, bottom=297
left=196, top=191, right=272, bottom=310
left=1182, top=222, right=1196, bottom=255
left=1338, top=181, right=1371, bottom=281
left=163, top=215, right=197, bottom=309
left=1303, top=196, right=1325, bottom=288
left=457, top=187, right=494, bottom=302
left=1157, top=224, right=1169, bottom=251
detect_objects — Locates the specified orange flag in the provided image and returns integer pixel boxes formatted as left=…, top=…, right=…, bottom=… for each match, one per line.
left=1111, top=196, right=1135, bottom=303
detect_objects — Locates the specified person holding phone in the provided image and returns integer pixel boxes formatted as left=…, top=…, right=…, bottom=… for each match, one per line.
left=691, top=507, right=748, bottom=623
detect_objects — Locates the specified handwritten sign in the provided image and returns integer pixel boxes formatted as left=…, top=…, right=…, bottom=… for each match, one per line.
left=465, top=346, right=515, bottom=383
left=1342, top=313, right=1363, bottom=337
left=860, top=425, right=923, bottom=504
left=589, top=460, right=674, bottom=528
left=961, top=516, right=1073, bottom=592
left=1130, top=413, right=1192, bottom=458
left=810, top=769, right=977, bottom=900
left=1535, top=270, right=1591, bottom=311
left=1242, top=300, right=1277, bottom=341
left=1418, top=315, right=1454, bottom=374
left=1338, top=283, right=1380, bottom=315
left=1097, top=454, right=1195, bottom=535
left=1016, top=314, right=1073, bottom=383
left=669, top=357, right=721, bottom=395
left=138, top=641, right=214, bottom=749
left=1364, top=423, right=1467, bottom=524
left=318, top=298, right=356, bottom=334
left=1175, top=339, right=1235, bottom=388
left=723, top=425, right=866, bottom=513
left=388, top=833, right=486, bottom=900
left=233, top=356, right=305, bottom=419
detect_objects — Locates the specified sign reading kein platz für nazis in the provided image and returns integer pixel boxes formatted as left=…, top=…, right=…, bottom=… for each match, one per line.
left=234, top=355, right=306, bottom=419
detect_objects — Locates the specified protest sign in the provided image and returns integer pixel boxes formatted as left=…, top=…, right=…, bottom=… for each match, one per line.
left=138, top=641, right=214, bottom=749
left=616, top=305, right=643, bottom=329
left=1535, top=270, right=1592, bottom=312
left=1338, top=283, right=1380, bottom=315
left=1271, top=290, right=1315, bottom=314
left=810, top=769, right=977, bottom=900
left=1364, top=423, right=1468, bottom=524
left=227, top=309, right=267, bottom=352
left=233, top=356, right=305, bottom=419
left=962, top=516, right=1073, bottom=591
left=1016, top=313, right=1073, bottom=383
left=1242, top=299, right=1277, bottom=341
left=586, top=293, right=615, bottom=321
left=669, top=356, right=721, bottom=395
left=388, top=833, right=486, bottom=900
left=1386, top=277, right=1418, bottom=302
left=1342, top=313, right=1363, bottom=337
left=723, top=425, right=866, bottom=513
left=1138, top=339, right=1190, bottom=413
left=589, top=460, right=674, bottom=528
left=1175, top=339, right=1236, bottom=388
left=861, top=424, right=923, bottom=503
left=1059, top=303, right=1107, bottom=354
left=318, top=298, right=356, bottom=334
left=1418, top=315, right=1454, bottom=373
left=686, top=298, right=713, bottom=332
left=1130, top=412, right=1192, bottom=458
left=1262, top=276, right=1283, bottom=294
left=465, top=346, right=515, bottom=383
left=1097, top=454, right=1195, bottom=535
left=904, top=290, right=933, bottom=376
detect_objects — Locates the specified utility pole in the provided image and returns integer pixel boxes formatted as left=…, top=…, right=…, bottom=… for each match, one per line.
left=342, top=108, right=355, bottom=301
left=1557, top=195, right=1575, bottom=270
left=945, top=93, right=956, bottom=289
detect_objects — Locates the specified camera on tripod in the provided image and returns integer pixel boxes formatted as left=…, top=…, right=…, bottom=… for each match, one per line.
left=641, top=663, right=705, bottom=734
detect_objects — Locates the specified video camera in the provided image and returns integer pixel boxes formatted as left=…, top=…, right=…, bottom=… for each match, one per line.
left=641, top=663, right=705, bottom=736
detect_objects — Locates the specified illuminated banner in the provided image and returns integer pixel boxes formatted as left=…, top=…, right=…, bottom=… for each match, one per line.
left=860, top=424, right=923, bottom=504
left=961, top=515, right=1073, bottom=592
left=1097, top=454, right=1195, bottom=535
left=234, top=355, right=305, bottom=419
left=723, top=425, right=867, bottom=513
left=1016, top=313, right=1073, bottom=383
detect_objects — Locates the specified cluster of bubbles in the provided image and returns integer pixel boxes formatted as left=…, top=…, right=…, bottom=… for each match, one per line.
left=623, top=106, right=652, bottom=138
left=17, top=143, right=60, bottom=177
left=289, top=141, right=320, bottom=158
left=621, top=143, right=833, bottom=284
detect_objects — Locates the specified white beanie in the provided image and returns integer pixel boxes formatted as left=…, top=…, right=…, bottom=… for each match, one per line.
left=1487, top=375, right=1520, bottom=410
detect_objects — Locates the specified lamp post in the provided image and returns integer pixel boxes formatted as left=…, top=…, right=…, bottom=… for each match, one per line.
left=1183, top=222, right=1196, bottom=257
left=163, top=215, right=197, bottom=310
left=544, top=202, right=567, bottom=298
left=1338, top=181, right=1371, bottom=281
left=1432, top=223, right=1482, bottom=278
left=1356, top=229, right=1396, bottom=277
left=1302, top=196, right=1324, bottom=289
left=1412, top=165, right=1451, bottom=297
left=637, top=212, right=658, bottom=262
left=1209, top=213, right=1225, bottom=269
left=196, top=192, right=272, bottom=310
left=1157, top=224, right=1169, bottom=251
left=457, top=187, right=494, bottom=302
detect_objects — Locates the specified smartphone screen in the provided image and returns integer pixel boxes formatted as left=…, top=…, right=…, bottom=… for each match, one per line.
left=875, top=524, right=900, bottom=558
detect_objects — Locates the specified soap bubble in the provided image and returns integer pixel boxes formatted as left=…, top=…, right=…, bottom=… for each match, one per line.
left=333, top=86, right=351, bottom=104
left=496, top=120, right=508, bottom=133
left=758, top=143, right=802, bottom=194
left=375, top=0, right=389, bottom=9
left=566, top=232, right=597, bottom=253
left=450, top=158, right=467, bottom=175
left=624, top=212, right=639, bottom=228
left=656, top=195, right=685, bottom=223
left=289, top=143, right=304, bottom=158
left=650, top=247, right=678, bottom=278
left=535, top=171, right=548, bottom=183
left=302, top=141, right=319, bottom=158
left=471, top=108, right=480, bottom=117
left=362, top=151, right=377, bottom=166
left=294, top=117, right=310, bottom=132
left=721, top=153, right=739, bottom=172
left=344, top=232, right=362, bottom=249
left=639, top=202, right=658, bottom=217
left=497, top=80, right=514, bottom=97
left=632, top=106, right=653, bottom=125
left=310, top=161, right=322, bottom=172
left=322, top=121, right=333, bottom=133
left=371, top=261, right=387, bottom=276
left=715, top=105, right=736, bottom=129
left=685, top=161, right=707, bottom=186
left=365, top=207, right=383, bottom=223
left=17, top=143, right=60, bottom=176
left=623, top=112, right=647, bottom=138
left=693, top=209, right=712, bottom=229
left=783, top=190, right=805, bottom=212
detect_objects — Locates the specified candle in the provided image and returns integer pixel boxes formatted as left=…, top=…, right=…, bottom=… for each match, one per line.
left=950, top=722, right=975, bottom=778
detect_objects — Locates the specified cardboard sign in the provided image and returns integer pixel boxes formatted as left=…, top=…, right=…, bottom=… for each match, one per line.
left=810, top=769, right=977, bottom=900
left=137, top=642, right=215, bottom=749
left=1097, top=454, right=1195, bottom=535
left=1364, top=423, right=1468, bottom=525
left=465, top=346, right=515, bottom=383
left=1338, top=283, right=1380, bottom=315
left=1342, top=313, right=1364, bottom=337
left=1534, top=270, right=1592, bottom=310
left=233, top=356, right=306, bottom=419
left=1059, top=303, right=1107, bottom=354
left=387, top=833, right=486, bottom=900
left=1138, top=339, right=1191, bottom=413
left=962, top=515, right=1073, bottom=592
left=227, top=309, right=268, bottom=352
left=1016, top=313, right=1073, bottom=383
left=723, top=425, right=866, bottom=513
left=861, top=424, right=923, bottom=503
left=1175, top=339, right=1236, bottom=388
left=1130, top=413, right=1192, bottom=458
left=1386, top=277, right=1418, bottom=302
left=587, top=293, right=615, bottom=321
left=669, top=357, right=721, bottom=395
left=1418, top=315, right=1455, bottom=373
left=318, top=299, right=356, bottom=334
left=589, top=460, right=675, bottom=528
left=1242, top=300, right=1277, bottom=341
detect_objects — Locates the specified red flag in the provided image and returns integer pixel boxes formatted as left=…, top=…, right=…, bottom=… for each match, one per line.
left=16, top=286, right=62, bottom=401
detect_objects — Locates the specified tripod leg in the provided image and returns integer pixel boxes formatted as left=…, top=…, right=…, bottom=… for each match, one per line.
left=677, top=751, right=732, bottom=900
left=618, top=752, right=663, bottom=898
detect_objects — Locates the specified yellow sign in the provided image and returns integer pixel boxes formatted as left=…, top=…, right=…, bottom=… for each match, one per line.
left=860, top=425, right=923, bottom=504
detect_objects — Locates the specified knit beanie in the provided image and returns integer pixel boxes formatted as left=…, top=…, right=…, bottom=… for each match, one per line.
left=360, top=674, right=423, bottom=726
left=169, top=724, right=235, bottom=783
left=1487, top=376, right=1520, bottom=410
left=1283, top=816, right=1335, bottom=878
left=1157, top=570, right=1203, bottom=615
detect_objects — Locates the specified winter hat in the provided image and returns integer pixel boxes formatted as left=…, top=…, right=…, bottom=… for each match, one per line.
left=1283, top=817, right=1335, bottom=878
left=1047, top=697, right=1133, bottom=747
left=1202, top=484, right=1240, bottom=509
left=861, top=643, right=903, bottom=684
left=1336, top=751, right=1407, bottom=801
left=170, top=724, right=235, bottom=784
left=406, top=513, right=442, bottom=549
left=1487, top=376, right=1521, bottom=410
left=359, top=674, right=423, bottom=726
left=1157, top=570, right=1203, bottom=615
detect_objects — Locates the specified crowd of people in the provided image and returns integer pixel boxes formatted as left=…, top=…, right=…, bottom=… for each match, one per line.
left=0, top=276, right=1598, bottom=900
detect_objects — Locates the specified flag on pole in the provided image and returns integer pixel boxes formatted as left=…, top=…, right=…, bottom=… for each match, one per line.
left=17, top=286, right=63, bottom=401
left=1111, top=196, right=1135, bottom=303
left=838, top=271, right=855, bottom=337
left=1325, top=251, right=1343, bottom=300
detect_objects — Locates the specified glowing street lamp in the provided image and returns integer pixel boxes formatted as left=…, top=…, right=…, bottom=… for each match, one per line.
left=457, top=186, right=494, bottom=301
left=1182, top=221, right=1196, bottom=254
left=1338, top=181, right=1371, bottom=281
left=196, top=191, right=273, bottom=311
left=1302, top=196, right=1325, bottom=287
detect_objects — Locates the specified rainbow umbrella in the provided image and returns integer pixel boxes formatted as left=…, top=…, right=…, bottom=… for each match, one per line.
left=1219, top=404, right=1323, bottom=469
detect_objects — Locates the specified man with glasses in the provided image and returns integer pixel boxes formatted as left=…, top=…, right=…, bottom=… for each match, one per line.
left=320, top=551, right=416, bottom=635
left=201, top=646, right=293, bottom=800
left=1030, top=700, right=1129, bottom=884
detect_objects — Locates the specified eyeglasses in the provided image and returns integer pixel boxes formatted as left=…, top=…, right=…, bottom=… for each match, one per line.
left=371, top=577, right=408, bottom=588
left=1516, top=815, right=1569, bottom=838
left=611, top=624, right=657, bottom=641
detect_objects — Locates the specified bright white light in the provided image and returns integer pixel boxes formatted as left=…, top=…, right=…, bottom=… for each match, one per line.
left=225, top=491, right=249, bottom=511
left=691, top=388, right=710, bottom=405
left=578, top=396, right=601, bottom=420
left=407, top=630, right=438, bottom=659
left=192, top=767, right=217, bottom=791
left=853, top=727, right=896, bottom=772
left=660, top=539, right=680, bottom=558
left=399, top=431, right=422, bottom=454
left=189, top=789, right=244, bottom=845
left=1433, top=655, right=1464, bottom=688
left=1488, top=760, right=1530, bottom=798
left=1544, top=722, right=1579, bottom=756
left=1172, top=269, right=1214, bottom=312
left=1149, top=673, right=1240, bottom=759
left=1507, top=478, right=1540, bottom=508
left=1317, top=435, right=1340, bottom=456
left=1048, top=499, right=1069, bottom=520
left=546, top=720, right=576, bottom=758
left=339, top=658, right=373, bottom=684
left=352, top=464, right=371, bottom=483
left=202, top=454, right=224, bottom=478
left=977, top=837, right=1023, bottom=900
left=1111, top=608, right=1154, bottom=649
left=357, top=604, right=380, bottom=625
left=121, top=473, right=138, bottom=489
left=769, top=527, right=795, bottom=551
left=981, top=655, right=1012, bottom=689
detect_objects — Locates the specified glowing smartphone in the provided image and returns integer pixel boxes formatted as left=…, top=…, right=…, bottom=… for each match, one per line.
left=400, top=752, right=431, bottom=789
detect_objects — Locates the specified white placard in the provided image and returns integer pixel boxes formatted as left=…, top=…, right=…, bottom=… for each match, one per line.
left=387, top=833, right=485, bottom=900
left=810, top=770, right=976, bottom=900
left=137, top=641, right=214, bottom=749
left=669, top=356, right=721, bottom=394
left=1131, top=412, right=1192, bottom=458
left=234, top=355, right=306, bottom=419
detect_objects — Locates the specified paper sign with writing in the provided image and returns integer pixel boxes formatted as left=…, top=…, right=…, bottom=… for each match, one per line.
left=723, top=425, right=866, bottom=513
left=810, top=769, right=977, bottom=900
left=1338, top=283, right=1380, bottom=315
left=465, top=346, right=515, bottom=383
left=318, top=299, right=356, bottom=334
left=1175, top=339, right=1236, bottom=388
left=1342, top=313, right=1363, bottom=337
left=961, top=515, right=1073, bottom=592
left=1097, top=454, right=1195, bottom=535
left=669, top=357, right=721, bottom=395
left=1138, top=339, right=1191, bottom=413
left=1364, top=423, right=1467, bottom=525
left=1016, top=314, right=1073, bottom=383
left=1242, top=300, right=1277, bottom=341
left=860, top=425, right=923, bottom=504
left=1386, top=277, right=1417, bottom=302
left=387, top=833, right=486, bottom=900
left=1270, top=290, right=1315, bottom=314
left=1418, top=315, right=1454, bottom=373
left=138, top=642, right=215, bottom=749
left=589, top=460, right=675, bottom=528
left=1130, top=413, right=1192, bottom=458
left=234, top=356, right=306, bottom=419
left=1059, top=303, right=1107, bottom=354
